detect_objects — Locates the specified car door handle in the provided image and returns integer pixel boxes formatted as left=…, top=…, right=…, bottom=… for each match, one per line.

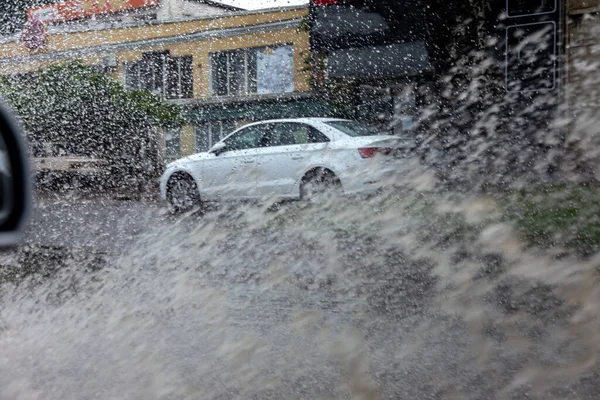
left=291, top=155, right=304, bottom=160
left=243, top=160, right=255, bottom=164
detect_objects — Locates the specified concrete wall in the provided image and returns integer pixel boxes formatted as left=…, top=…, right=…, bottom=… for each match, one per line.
left=569, top=0, right=600, bottom=12
left=156, top=0, right=230, bottom=20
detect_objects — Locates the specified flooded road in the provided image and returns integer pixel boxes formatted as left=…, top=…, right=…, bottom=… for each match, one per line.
left=24, top=193, right=164, bottom=253
left=1, top=192, right=600, bottom=399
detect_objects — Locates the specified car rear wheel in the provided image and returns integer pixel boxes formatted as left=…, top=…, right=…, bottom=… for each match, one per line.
left=300, top=169, right=342, bottom=202
left=167, top=173, right=201, bottom=213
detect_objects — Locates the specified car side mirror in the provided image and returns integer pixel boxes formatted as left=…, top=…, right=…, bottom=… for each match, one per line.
left=0, top=99, right=32, bottom=248
left=210, top=141, right=227, bottom=155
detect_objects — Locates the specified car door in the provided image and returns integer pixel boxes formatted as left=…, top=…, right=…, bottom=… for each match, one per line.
left=200, top=124, right=269, bottom=200
left=251, top=122, right=331, bottom=197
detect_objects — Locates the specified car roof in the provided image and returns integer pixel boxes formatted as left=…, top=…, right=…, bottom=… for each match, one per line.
left=221, top=118, right=355, bottom=141
left=244, top=117, right=350, bottom=125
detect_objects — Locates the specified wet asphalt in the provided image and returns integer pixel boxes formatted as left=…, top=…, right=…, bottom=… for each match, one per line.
left=5, top=191, right=594, bottom=399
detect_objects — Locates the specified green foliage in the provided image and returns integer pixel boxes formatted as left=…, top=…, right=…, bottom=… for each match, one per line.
left=374, top=184, right=600, bottom=256
left=326, top=79, right=356, bottom=119
left=298, top=16, right=310, bottom=32
left=401, top=184, right=600, bottom=256
left=500, top=185, right=600, bottom=256
left=0, top=60, right=182, bottom=158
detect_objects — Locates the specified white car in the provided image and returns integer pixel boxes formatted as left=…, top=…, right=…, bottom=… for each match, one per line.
left=160, top=118, right=417, bottom=211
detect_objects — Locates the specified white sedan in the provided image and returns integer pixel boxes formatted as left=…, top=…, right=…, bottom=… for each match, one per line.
left=160, top=118, right=417, bottom=211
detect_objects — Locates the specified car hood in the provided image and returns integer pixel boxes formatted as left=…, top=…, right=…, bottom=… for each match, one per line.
left=166, top=152, right=213, bottom=169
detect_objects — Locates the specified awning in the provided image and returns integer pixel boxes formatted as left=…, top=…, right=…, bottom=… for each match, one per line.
left=326, top=41, right=432, bottom=79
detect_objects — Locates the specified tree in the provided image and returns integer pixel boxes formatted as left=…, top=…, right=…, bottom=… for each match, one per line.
left=0, top=60, right=184, bottom=188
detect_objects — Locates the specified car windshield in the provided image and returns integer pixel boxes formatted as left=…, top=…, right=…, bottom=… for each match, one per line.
left=324, top=120, right=383, bottom=137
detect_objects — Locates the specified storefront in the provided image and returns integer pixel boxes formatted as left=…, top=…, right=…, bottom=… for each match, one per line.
left=185, top=93, right=330, bottom=152
left=310, top=0, right=568, bottom=135
left=309, top=0, right=433, bottom=134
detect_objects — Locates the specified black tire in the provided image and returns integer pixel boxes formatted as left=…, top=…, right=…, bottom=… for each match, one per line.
left=167, top=173, right=201, bottom=213
left=300, top=169, right=342, bottom=202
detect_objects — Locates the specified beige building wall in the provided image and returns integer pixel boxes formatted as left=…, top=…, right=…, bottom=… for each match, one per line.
left=0, top=8, right=310, bottom=98
left=109, top=28, right=310, bottom=98
left=180, top=125, right=195, bottom=156
left=0, top=8, right=307, bottom=60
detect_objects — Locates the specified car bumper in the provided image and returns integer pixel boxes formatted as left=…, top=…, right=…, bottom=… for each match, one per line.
left=339, top=156, right=423, bottom=195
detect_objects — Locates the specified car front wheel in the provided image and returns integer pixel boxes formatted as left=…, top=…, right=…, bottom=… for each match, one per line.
left=167, top=173, right=201, bottom=213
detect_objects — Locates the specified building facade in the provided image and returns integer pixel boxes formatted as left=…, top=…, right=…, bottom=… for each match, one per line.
left=309, top=0, right=600, bottom=184
left=310, top=0, right=431, bottom=135
left=309, top=0, right=568, bottom=131
left=0, top=0, right=318, bottom=160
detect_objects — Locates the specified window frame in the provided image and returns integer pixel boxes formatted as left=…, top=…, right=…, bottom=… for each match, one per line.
left=166, top=55, right=194, bottom=100
left=123, top=52, right=194, bottom=100
left=209, top=44, right=294, bottom=98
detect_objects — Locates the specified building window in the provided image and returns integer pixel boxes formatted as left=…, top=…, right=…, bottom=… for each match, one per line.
left=164, top=128, right=180, bottom=157
left=124, top=61, right=141, bottom=91
left=210, top=50, right=256, bottom=96
left=195, top=121, right=237, bottom=153
left=257, top=45, right=295, bottom=94
left=210, top=45, right=294, bottom=97
left=166, top=56, right=194, bottom=99
left=141, top=51, right=167, bottom=95
left=124, top=51, right=194, bottom=99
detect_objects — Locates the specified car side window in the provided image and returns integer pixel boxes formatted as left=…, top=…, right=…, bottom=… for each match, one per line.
left=224, top=125, right=269, bottom=151
left=307, top=127, right=330, bottom=144
left=267, top=123, right=330, bottom=147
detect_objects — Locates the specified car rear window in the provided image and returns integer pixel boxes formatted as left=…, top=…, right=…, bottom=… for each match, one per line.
left=324, top=120, right=383, bottom=137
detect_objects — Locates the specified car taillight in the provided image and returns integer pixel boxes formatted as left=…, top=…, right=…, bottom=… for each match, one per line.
left=358, top=147, right=393, bottom=158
